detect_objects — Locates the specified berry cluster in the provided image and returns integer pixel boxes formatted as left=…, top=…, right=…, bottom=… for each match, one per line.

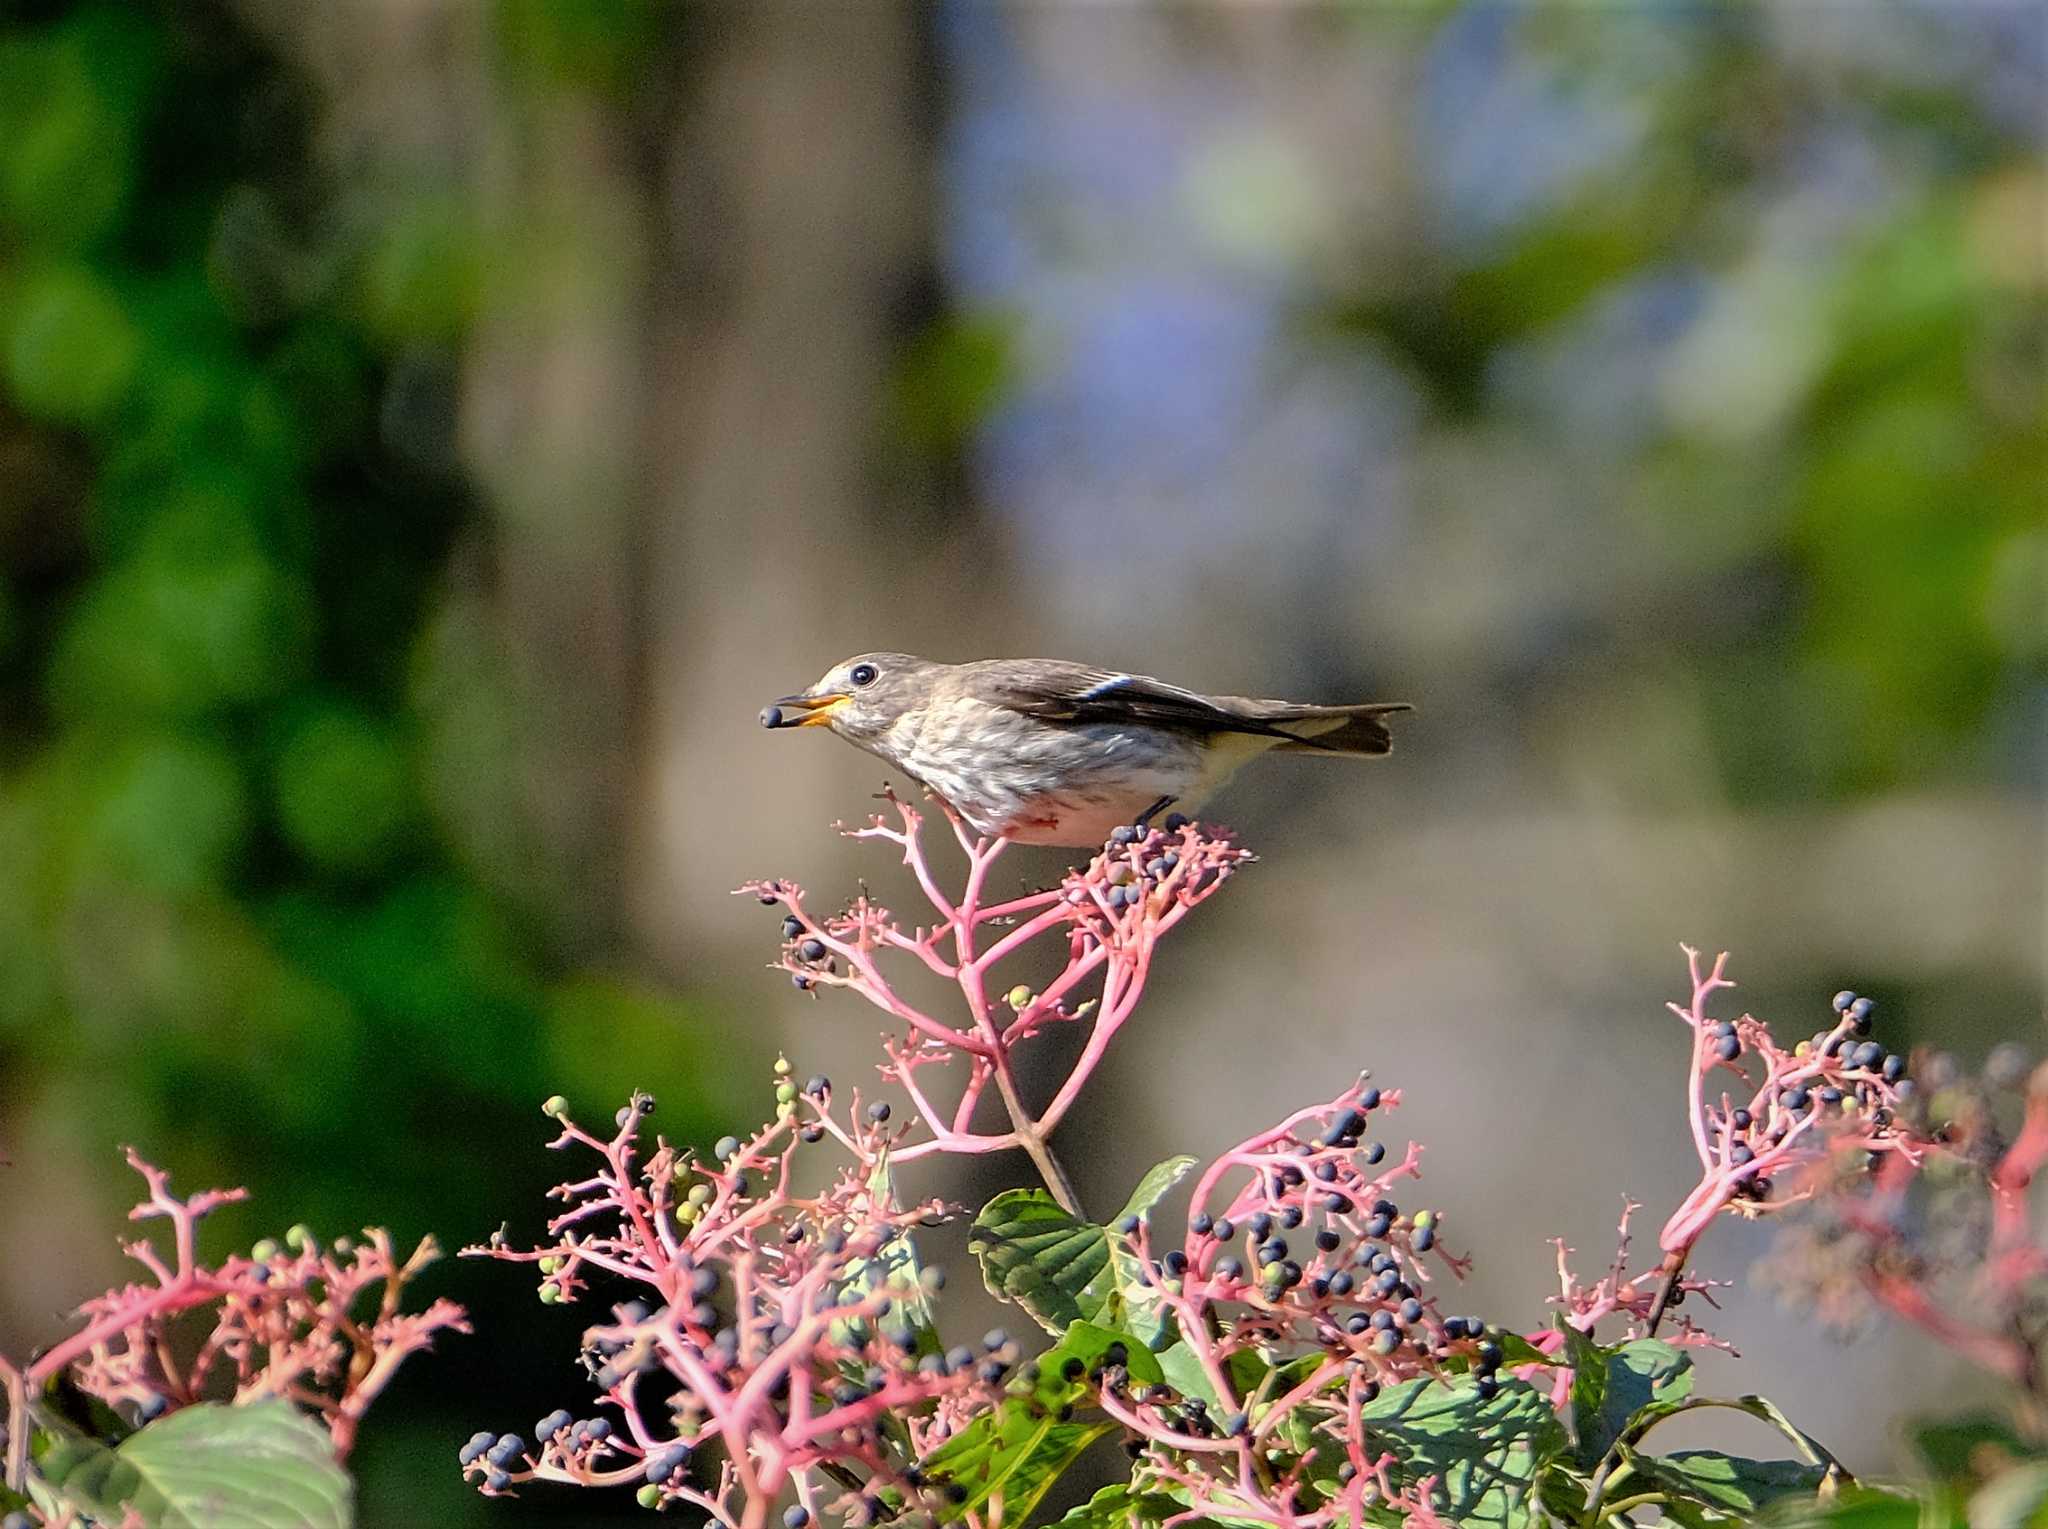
left=1091, top=1082, right=1496, bottom=1522
left=0, top=1150, right=466, bottom=1491
left=459, top=1077, right=1015, bottom=1525
left=737, top=789, right=1253, bottom=1212
left=1649, top=950, right=1924, bottom=1315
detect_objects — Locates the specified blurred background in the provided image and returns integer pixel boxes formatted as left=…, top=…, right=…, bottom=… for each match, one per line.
left=0, top=0, right=2040, bottom=1521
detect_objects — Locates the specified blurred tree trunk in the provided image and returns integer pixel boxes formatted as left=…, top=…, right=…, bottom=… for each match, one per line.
left=245, top=1, right=992, bottom=966
left=629, top=0, right=974, bottom=963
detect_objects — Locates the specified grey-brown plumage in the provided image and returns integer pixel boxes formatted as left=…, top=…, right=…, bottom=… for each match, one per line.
left=761, top=652, right=1410, bottom=846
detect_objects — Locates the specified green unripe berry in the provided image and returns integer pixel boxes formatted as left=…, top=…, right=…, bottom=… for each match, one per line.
left=543, top=1094, right=569, bottom=1118
left=1006, top=985, right=1033, bottom=1009
left=688, top=1183, right=713, bottom=1206
left=776, top=1082, right=798, bottom=1104
left=285, top=1224, right=312, bottom=1251
left=539, top=1255, right=564, bottom=1274
left=250, top=1238, right=279, bottom=1262
left=637, top=1483, right=663, bottom=1509
left=774, top=1055, right=792, bottom=1077
left=540, top=1284, right=562, bottom=1303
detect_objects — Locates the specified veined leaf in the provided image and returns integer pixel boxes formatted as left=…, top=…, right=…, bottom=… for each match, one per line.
left=1565, top=1326, right=1693, bottom=1469
left=1637, top=1450, right=1831, bottom=1519
left=38, top=1400, right=351, bottom=1529
left=1359, top=1376, right=1567, bottom=1529
left=971, top=1189, right=1115, bottom=1335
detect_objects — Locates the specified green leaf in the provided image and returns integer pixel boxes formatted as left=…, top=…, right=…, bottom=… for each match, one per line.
left=971, top=1189, right=1115, bottom=1335
left=1040, top=1321, right=1164, bottom=1391
left=1765, top=1485, right=1953, bottom=1529
left=1116, top=1155, right=1198, bottom=1225
left=1155, top=1342, right=1269, bottom=1413
left=919, top=1320, right=1160, bottom=1525
left=1912, top=1414, right=2033, bottom=1483
left=38, top=1400, right=351, bottom=1529
left=835, top=1158, right=935, bottom=1352
left=1359, top=1376, right=1567, bottom=1529
left=920, top=1410, right=1111, bottom=1525
left=1637, top=1451, right=1831, bottom=1518
left=1566, top=1329, right=1694, bottom=1470
left=1109, top=1156, right=1197, bottom=1349
left=1049, top=1482, right=1191, bottom=1528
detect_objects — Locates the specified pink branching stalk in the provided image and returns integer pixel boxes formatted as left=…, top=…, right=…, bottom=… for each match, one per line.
left=0, top=1149, right=467, bottom=1487
left=1642, top=947, right=1923, bottom=1330
left=459, top=1087, right=1016, bottom=1529
left=738, top=790, right=1252, bottom=1215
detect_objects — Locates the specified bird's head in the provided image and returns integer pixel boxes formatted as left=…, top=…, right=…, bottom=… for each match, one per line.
left=760, top=652, right=937, bottom=745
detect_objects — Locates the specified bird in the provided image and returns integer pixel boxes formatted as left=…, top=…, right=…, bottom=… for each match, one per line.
left=760, top=652, right=1410, bottom=847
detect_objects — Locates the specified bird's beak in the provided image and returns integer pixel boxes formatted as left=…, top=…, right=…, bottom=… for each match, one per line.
left=760, top=692, right=851, bottom=730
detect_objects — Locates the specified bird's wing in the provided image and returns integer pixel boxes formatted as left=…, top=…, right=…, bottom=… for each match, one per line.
left=969, top=660, right=1409, bottom=748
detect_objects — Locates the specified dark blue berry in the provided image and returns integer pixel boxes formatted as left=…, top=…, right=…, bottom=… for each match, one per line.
left=459, top=1430, right=495, bottom=1464
left=1715, top=1035, right=1741, bottom=1061
left=798, top=938, right=826, bottom=962
left=865, top=1102, right=891, bottom=1124
left=1831, top=990, right=1857, bottom=1012
left=644, top=1445, right=691, bottom=1484
left=1190, top=1212, right=1213, bottom=1236
left=487, top=1434, right=525, bottom=1466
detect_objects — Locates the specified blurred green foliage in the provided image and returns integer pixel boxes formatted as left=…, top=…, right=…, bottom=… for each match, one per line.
left=0, top=2, right=709, bottom=1519
left=1331, top=8, right=2043, bottom=806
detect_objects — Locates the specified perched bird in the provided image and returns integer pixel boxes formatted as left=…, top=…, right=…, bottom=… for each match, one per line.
left=760, top=652, right=1409, bottom=847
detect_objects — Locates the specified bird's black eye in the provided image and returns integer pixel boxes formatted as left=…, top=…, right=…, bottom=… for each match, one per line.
left=849, top=663, right=879, bottom=688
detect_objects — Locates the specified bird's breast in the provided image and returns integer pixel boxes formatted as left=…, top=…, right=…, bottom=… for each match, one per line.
left=876, top=701, right=1226, bottom=843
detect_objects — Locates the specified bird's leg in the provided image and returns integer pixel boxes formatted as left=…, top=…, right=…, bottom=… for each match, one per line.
left=1133, top=795, right=1177, bottom=831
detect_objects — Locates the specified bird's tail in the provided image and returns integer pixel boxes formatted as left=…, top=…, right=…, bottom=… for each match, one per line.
left=1265, top=702, right=1411, bottom=758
